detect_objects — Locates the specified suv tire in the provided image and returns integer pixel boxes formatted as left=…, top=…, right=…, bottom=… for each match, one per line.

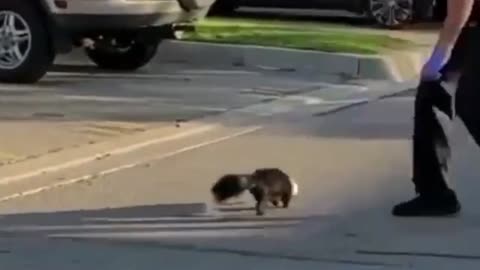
left=86, top=38, right=159, bottom=71
left=0, top=1, right=54, bottom=83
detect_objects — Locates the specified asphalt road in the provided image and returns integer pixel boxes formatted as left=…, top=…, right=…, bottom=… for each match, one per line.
left=4, top=89, right=480, bottom=269
left=3, top=49, right=384, bottom=122
left=0, top=90, right=414, bottom=270
left=3, top=71, right=480, bottom=269
left=0, top=51, right=442, bottom=269
left=0, top=50, right=403, bottom=163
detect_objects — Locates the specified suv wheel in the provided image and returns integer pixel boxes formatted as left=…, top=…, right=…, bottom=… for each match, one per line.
left=368, top=0, right=414, bottom=29
left=0, top=2, right=54, bottom=83
left=85, top=37, right=159, bottom=71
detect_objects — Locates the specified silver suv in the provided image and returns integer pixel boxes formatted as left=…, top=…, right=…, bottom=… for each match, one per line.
left=0, top=0, right=215, bottom=83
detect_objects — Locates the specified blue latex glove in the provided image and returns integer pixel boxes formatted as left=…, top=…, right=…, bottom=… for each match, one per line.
left=421, top=47, right=451, bottom=81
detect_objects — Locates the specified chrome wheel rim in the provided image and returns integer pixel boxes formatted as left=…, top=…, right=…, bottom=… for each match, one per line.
left=370, top=0, right=413, bottom=27
left=0, top=11, right=32, bottom=70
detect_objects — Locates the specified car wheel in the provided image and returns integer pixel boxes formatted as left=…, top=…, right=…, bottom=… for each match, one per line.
left=0, top=1, right=54, bottom=83
left=368, top=0, right=414, bottom=29
left=85, top=38, right=159, bottom=71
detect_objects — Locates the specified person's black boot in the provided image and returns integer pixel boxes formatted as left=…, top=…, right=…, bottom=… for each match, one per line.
left=392, top=189, right=461, bottom=217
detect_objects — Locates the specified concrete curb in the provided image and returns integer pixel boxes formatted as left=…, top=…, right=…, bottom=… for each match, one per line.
left=156, top=40, right=430, bottom=82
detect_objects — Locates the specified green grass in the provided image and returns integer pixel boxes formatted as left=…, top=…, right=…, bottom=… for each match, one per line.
left=183, top=18, right=416, bottom=55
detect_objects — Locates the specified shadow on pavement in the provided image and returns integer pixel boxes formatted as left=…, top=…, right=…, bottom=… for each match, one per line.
left=0, top=202, right=315, bottom=240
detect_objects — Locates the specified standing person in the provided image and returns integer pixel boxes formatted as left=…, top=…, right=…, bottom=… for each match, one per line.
left=392, top=0, right=479, bottom=217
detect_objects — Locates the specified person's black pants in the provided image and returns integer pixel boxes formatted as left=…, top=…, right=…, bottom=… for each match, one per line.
left=412, top=26, right=480, bottom=196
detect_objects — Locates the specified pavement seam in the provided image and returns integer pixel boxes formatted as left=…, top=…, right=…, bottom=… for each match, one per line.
left=313, top=84, right=417, bottom=117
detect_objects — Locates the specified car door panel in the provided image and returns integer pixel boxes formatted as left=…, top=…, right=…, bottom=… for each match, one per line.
left=239, top=0, right=364, bottom=12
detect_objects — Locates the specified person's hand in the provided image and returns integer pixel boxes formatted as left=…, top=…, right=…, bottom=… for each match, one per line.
left=421, top=47, right=451, bottom=81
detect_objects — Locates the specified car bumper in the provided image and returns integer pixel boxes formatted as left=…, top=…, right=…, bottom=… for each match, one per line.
left=48, top=0, right=214, bottom=30
left=47, top=0, right=214, bottom=14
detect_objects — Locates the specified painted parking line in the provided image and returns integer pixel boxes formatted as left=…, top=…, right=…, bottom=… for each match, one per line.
left=0, top=126, right=262, bottom=203
left=0, top=124, right=217, bottom=186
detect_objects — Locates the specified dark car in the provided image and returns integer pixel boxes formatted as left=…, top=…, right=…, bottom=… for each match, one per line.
left=209, top=0, right=446, bottom=29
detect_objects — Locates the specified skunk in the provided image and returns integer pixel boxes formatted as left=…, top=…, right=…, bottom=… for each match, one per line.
left=211, top=168, right=299, bottom=216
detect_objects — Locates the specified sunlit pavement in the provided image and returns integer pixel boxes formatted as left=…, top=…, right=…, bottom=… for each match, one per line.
left=1, top=73, right=480, bottom=269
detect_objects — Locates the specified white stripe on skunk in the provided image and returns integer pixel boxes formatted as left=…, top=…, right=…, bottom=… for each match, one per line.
left=289, top=178, right=299, bottom=196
